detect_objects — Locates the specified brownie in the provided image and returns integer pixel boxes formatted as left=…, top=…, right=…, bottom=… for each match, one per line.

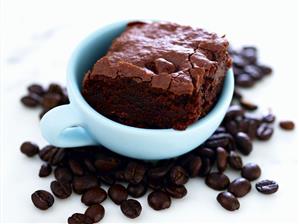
left=82, top=21, right=232, bottom=130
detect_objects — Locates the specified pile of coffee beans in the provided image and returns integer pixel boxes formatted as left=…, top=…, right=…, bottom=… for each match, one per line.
left=20, top=46, right=295, bottom=223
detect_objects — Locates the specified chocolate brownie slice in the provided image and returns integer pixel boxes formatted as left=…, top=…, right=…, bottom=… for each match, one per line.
left=82, top=21, right=232, bottom=130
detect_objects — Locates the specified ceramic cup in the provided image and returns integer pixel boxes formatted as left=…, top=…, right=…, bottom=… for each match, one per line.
left=40, top=20, right=234, bottom=160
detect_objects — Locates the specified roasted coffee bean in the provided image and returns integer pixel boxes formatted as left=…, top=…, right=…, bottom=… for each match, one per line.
left=235, top=132, right=252, bottom=155
left=217, top=192, right=240, bottom=211
left=50, top=180, right=72, bottom=199
left=225, top=105, right=245, bottom=120
left=241, top=163, right=261, bottom=181
left=228, top=151, right=243, bottom=170
left=81, top=186, right=107, bottom=206
left=48, top=83, right=64, bottom=95
left=240, top=99, right=258, bottom=111
left=225, top=120, right=239, bottom=135
left=279, top=120, right=295, bottom=130
left=233, top=89, right=243, bottom=100
left=165, top=184, right=187, bottom=198
left=256, top=124, right=274, bottom=140
left=108, top=184, right=128, bottom=205
left=228, top=178, right=251, bottom=197
left=216, top=147, right=228, bottom=172
left=205, top=172, right=230, bottom=190
left=54, top=167, right=73, bottom=183
left=21, top=94, right=40, bottom=107
left=85, top=204, right=105, bottom=223
left=258, top=64, right=272, bottom=75
left=195, top=147, right=215, bottom=158
left=20, top=141, right=39, bottom=157
left=99, top=174, right=116, bottom=186
left=244, top=65, right=263, bottom=80
left=247, top=119, right=258, bottom=139
left=67, top=213, right=93, bottom=224
left=41, top=93, right=62, bottom=110
left=39, top=145, right=65, bottom=165
left=114, top=170, right=126, bottom=181
left=120, top=199, right=142, bottom=219
left=235, top=74, right=255, bottom=88
left=148, top=191, right=171, bottom=210
left=83, top=158, right=96, bottom=173
left=72, top=175, right=98, bottom=194
left=31, top=190, right=54, bottom=210
left=94, top=156, right=121, bottom=172
left=262, top=113, right=276, bottom=123
left=28, top=84, right=45, bottom=96
left=185, top=156, right=202, bottom=177
left=199, top=158, right=212, bottom=177
left=124, top=162, right=146, bottom=184
left=241, top=46, right=257, bottom=64
left=256, top=180, right=279, bottom=194
left=39, top=164, right=52, bottom=177
left=127, top=182, right=147, bottom=198
left=68, top=159, right=84, bottom=176
left=169, top=166, right=189, bottom=185
left=232, top=54, right=248, bottom=68
left=39, top=109, right=48, bottom=119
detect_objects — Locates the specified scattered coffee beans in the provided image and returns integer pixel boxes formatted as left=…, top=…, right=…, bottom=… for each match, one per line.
left=120, top=199, right=142, bottom=219
left=217, top=192, right=240, bottom=211
left=21, top=47, right=292, bottom=221
left=256, top=180, right=279, bottom=194
left=31, top=190, right=54, bottom=210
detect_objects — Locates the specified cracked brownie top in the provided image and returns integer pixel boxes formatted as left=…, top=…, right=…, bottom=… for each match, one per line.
left=86, top=21, right=231, bottom=95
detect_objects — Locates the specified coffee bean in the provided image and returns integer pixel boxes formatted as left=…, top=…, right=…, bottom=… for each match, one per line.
left=68, top=159, right=84, bottom=176
left=217, top=192, right=240, bottom=211
left=241, top=163, right=261, bottom=181
left=185, top=156, right=202, bottom=177
left=54, top=167, right=73, bottom=183
left=169, top=166, right=188, bottom=185
left=31, top=190, right=54, bottom=210
left=228, top=151, right=243, bottom=170
left=205, top=172, right=230, bottom=190
left=241, top=46, right=257, bottom=64
left=114, top=170, right=126, bottom=181
left=124, top=162, right=146, bottom=184
left=262, top=113, right=276, bottom=123
left=81, top=186, right=107, bottom=206
left=83, top=158, right=96, bottom=173
left=236, top=74, right=255, bottom=88
left=165, top=184, right=187, bottom=198
left=232, top=54, right=248, bottom=68
left=85, top=204, right=105, bottom=223
left=20, top=141, right=39, bottom=157
left=72, top=175, right=98, bottom=194
left=99, top=174, right=116, bottom=186
left=258, top=64, right=272, bottom=75
left=244, top=65, right=263, bottom=80
left=247, top=119, right=259, bottom=139
left=225, top=120, right=239, bottom=135
left=120, top=199, right=142, bottom=219
left=94, top=156, right=121, bottom=172
left=127, top=182, right=147, bottom=198
left=21, top=94, right=40, bottom=107
left=67, top=213, right=93, bottom=224
left=225, top=105, right=245, bottom=120
left=108, top=184, right=128, bottom=205
left=148, top=191, right=171, bottom=210
left=233, top=89, right=243, bottom=100
left=39, top=164, right=52, bottom=177
left=240, top=99, right=258, bottom=111
left=195, top=147, right=215, bottom=158
left=216, top=147, right=228, bottom=172
left=235, top=132, right=252, bottom=155
left=228, top=178, right=251, bottom=197
left=41, top=93, right=62, bottom=110
left=256, top=124, right=274, bottom=140
left=279, top=120, right=295, bottom=130
left=48, top=83, right=64, bottom=95
left=50, top=180, right=72, bottom=199
left=39, top=145, right=65, bottom=165
left=39, top=109, right=48, bottom=119
left=199, top=158, right=212, bottom=177
left=28, top=84, right=45, bottom=96
left=256, top=180, right=279, bottom=194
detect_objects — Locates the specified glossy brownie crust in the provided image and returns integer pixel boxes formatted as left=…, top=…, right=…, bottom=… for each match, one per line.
left=83, top=22, right=231, bottom=130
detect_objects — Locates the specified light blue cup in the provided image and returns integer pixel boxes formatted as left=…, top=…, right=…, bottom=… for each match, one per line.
left=40, top=20, right=234, bottom=160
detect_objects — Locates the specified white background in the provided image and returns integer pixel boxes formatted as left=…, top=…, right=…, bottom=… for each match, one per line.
left=1, top=0, right=299, bottom=223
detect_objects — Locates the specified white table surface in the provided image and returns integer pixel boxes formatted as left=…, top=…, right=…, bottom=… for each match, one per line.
left=1, top=0, right=299, bottom=223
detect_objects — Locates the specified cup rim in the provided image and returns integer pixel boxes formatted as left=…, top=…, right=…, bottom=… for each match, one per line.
left=67, top=20, right=234, bottom=134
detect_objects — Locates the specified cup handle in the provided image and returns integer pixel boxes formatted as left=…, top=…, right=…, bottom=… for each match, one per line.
left=40, top=104, right=97, bottom=147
